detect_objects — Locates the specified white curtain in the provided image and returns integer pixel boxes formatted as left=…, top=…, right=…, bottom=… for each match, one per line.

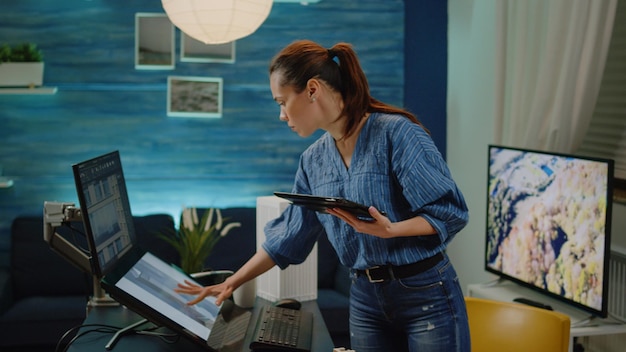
left=494, top=0, right=617, bottom=153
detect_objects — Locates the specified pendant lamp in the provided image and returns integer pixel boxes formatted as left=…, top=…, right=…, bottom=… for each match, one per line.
left=162, top=0, right=273, bottom=45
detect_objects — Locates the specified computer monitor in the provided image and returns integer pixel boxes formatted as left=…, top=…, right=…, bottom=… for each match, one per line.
left=72, top=150, right=136, bottom=278
left=72, top=151, right=252, bottom=350
left=485, top=144, right=614, bottom=317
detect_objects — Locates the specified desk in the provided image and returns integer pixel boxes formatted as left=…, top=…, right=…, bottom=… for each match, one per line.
left=67, top=298, right=334, bottom=351
left=468, top=282, right=626, bottom=352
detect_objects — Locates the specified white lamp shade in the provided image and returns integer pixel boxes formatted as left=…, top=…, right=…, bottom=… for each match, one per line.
left=162, top=0, right=273, bottom=45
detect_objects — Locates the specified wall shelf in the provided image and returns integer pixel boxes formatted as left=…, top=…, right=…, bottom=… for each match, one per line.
left=0, top=86, right=58, bottom=95
left=0, top=177, right=14, bottom=189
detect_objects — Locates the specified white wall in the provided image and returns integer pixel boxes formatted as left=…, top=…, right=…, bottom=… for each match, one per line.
left=445, top=0, right=626, bottom=293
left=446, top=0, right=498, bottom=291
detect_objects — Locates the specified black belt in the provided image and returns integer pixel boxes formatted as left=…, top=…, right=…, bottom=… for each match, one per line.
left=356, top=252, right=444, bottom=283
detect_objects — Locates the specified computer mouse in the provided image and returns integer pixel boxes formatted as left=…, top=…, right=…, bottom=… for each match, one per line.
left=274, top=298, right=302, bottom=310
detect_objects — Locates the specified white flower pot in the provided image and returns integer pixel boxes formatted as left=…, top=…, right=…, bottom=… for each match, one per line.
left=0, top=62, right=44, bottom=87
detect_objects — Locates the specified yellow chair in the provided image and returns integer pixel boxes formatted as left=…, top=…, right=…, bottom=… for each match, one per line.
left=465, top=296, right=571, bottom=352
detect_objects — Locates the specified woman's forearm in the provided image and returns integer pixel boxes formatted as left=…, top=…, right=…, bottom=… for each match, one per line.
left=227, top=248, right=276, bottom=289
left=389, top=215, right=437, bottom=237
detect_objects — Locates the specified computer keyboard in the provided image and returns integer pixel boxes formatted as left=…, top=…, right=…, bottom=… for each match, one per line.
left=249, top=305, right=313, bottom=352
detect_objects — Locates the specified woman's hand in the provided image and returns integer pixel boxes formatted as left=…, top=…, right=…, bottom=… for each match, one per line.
left=174, top=249, right=277, bottom=306
left=326, top=206, right=395, bottom=238
left=175, top=279, right=235, bottom=306
left=326, top=206, right=437, bottom=238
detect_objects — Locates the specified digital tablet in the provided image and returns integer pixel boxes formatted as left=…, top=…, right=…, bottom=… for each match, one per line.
left=274, top=192, right=385, bottom=221
left=101, top=251, right=251, bottom=351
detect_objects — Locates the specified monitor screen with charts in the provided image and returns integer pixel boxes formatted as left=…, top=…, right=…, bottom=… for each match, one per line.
left=72, top=150, right=136, bottom=278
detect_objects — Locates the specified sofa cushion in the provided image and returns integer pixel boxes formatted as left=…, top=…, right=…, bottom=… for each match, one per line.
left=0, top=295, right=86, bottom=348
left=133, top=213, right=178, bottom=265
left=197, top=208, right=257, bottom=272
left=317, top=288, right=350, bottom=334
left=317, top=233, right=339, bottom=289
left=333, top=264, right=351, bottom=297
left=11, top=216, right=90, bottom=299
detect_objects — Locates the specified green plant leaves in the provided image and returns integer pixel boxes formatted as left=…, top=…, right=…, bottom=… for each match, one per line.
left=158, top=208, right=241, bottom=274
left=0, top=43, right=43, bottom=62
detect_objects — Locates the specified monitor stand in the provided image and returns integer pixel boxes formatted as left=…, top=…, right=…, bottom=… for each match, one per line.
left=88, top=277, right=146, bottom=351
left=87, top=278, right=119, bottom=312
left=105, top=318, right=149, bottom=350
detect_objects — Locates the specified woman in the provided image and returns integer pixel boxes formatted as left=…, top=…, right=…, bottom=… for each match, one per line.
left=176, top=40, right=470, bottom=352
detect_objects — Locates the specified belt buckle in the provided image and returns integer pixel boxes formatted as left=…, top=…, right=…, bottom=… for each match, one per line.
left=365, top=266, right=384, bottom=283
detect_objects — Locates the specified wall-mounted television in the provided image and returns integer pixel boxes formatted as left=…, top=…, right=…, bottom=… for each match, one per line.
left=485, top=145, right=614, bottom=317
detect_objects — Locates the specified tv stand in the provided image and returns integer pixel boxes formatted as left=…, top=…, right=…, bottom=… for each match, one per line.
left=468, top=281, right=626, bottom=352
left=512, top=297, right=553, bottom=311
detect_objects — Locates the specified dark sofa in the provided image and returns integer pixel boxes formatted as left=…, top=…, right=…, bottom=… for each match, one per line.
left=0, top=213, right=178, bottom=352
left=0, top=208, right=350, bottom=351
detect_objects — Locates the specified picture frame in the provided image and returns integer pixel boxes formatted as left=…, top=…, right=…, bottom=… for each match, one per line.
left=167, top=76, right=223, bottom=118
left=180, top=33, right=236, bottom=63
left=135, top=13, right=175, bottom=70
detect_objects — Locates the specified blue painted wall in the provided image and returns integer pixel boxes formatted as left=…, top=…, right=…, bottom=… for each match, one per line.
left=0, top=0, right=413, bottom=266
left=404, top=0, right=448, bottom=158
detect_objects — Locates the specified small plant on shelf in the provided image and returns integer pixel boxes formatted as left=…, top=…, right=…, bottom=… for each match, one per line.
left=0, top=43, right=43, bottom=63
left=159, top=207, right=241, bottom=274
left=0, top=42, right=46, bottom=89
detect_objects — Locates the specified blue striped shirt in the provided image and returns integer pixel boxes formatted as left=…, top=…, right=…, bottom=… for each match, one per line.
left=262, top=112, right=469, bottom=270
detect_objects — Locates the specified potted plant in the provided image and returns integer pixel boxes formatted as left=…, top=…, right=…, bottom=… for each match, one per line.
left=0, top=42, right=45, bottom=88
left=159, top=207, right=241, bottom=274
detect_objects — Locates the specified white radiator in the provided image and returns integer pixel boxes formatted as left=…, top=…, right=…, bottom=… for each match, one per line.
left=255, top=196, right=318, bottom=302
left=587, top=250, right=626, bottom=352
left=608, top=250, right=626, bottom=321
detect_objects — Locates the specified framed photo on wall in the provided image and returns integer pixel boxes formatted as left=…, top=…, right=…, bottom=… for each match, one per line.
left=167, top=76, right=223, bottom=118
left=180, top=34, right=236, bottom=63
left=135, top=13, right=175, bottom=70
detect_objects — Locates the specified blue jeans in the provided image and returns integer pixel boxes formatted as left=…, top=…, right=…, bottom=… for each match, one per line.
left=349, top=254, right=470, bottom=352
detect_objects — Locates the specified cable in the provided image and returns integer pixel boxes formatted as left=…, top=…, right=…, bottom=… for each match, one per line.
left=56, top=323, right=121, bottom=352
left=63, top=222, right=90, bottom=255
left=135, top=330, right=181, bottom=344
left=104, top=318, right=149, bottom=350
left=56, top=319, right=181, bottom=350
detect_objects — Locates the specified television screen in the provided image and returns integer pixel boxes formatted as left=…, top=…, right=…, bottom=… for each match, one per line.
left=72, top=151, right=136, bottom=278
left=485, top=145, right=614, bottom=317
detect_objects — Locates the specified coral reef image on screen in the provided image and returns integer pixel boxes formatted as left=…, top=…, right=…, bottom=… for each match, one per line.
left=486, top=148, right=609, bottom=311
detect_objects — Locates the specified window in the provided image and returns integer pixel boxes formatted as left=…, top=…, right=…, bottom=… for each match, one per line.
left=577, top=1, right=626, bottom=202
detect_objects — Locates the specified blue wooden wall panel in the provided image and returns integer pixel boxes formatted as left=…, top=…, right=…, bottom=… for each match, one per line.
left=0, top=0, right=405, bottom=266
left=404, top=0, right=448, bottom=157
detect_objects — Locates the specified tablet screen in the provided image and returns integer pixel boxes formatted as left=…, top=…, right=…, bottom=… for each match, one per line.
left=274, top=192, right=385, bottom=221
left=115, top=252, right=219, bottom=340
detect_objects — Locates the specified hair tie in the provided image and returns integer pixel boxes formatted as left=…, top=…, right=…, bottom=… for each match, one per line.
left=327, top=48, right=336, bottom=60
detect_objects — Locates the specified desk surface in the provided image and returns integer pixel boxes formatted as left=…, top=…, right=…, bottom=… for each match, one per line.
left=67, top=297, right=334, bottom=352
